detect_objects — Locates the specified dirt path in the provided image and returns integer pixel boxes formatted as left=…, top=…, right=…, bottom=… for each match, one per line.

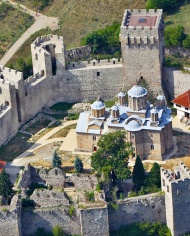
left=0, top=0, right=59, bottom=65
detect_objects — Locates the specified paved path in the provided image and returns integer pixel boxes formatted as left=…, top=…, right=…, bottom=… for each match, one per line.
left=0, top=0, right=59, bottom=65
left=172, top=116, right=190, bottom=134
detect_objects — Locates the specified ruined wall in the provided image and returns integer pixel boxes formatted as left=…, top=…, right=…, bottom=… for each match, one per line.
left=22, top=207, right=81, bottom=236
left=66, top=45, right=91, bottom=62
left=163, top=66, right=190, bottom=99
left=80, top=207, right=109, bottom=236
left=108, top=193, right=166, bottom=232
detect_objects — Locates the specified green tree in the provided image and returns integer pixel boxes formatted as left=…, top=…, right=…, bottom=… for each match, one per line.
left=147, top=162, right=161, bottom=188
left=74, top=157, right=83, bottom=173
left=165, top=25, right=186, bottom=47
left=183, top=35, right=190, bottom=48
left=91, top=131, right=132, bottom=181
left=52, top=224, right=64, bottom=236
left=52, top=151, right=62, bottom=168
left=146, top=0, right=177, bottom=12
left=0, top=170, right=14, bottom=203
left=132, top=156, right=145, bottom=191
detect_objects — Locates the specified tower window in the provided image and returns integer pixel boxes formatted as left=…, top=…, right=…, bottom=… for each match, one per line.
left=151, top=144, right=154, bottom=150
left=167, top=186, right=169, bottom=192
left=113, top=61, right=115, bottom=64
left=97, top=72, right=100, bottom=76
left=73, top=64, right=75, bottom=68
left=35, top=53, right=38, bottom=60
left=93, top=62, right=95, bottom=66
left=93, top=136, right=96, bottom=141
left=162, top=179, right=165, bottom=186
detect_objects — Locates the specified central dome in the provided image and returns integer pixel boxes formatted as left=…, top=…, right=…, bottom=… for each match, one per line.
left=91, top=99, right=105, bottom=110
left=128, top=85, right=147, bottom=98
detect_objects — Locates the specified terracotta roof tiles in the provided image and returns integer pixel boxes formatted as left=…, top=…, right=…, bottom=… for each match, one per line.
left=172, top=90, right=190, bottom=108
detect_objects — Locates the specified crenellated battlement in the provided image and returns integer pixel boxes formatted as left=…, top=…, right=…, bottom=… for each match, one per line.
left=0, top=66, right=23, bottom=82
left=67, top=58, right=122, bottom=69
left=32, top=34, right=64, bottom=47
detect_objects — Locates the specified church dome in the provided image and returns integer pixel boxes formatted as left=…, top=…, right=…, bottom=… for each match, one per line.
left=118, top=91, right=126, bottom=97
left=125, top=119, right=142, bottom=131
left=91, top=99, right=105, bottom=110
left=128, top=85, right=147, bottom=98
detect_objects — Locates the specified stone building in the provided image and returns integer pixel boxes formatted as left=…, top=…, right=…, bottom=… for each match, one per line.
left=161, top=162, right=190, bottom=236
left=0, top=9, right=167, bottom=147
left=76, top=85, right=173, bottom=161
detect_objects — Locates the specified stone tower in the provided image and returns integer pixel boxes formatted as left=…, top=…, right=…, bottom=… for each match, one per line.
left=120, top=9, right=164, bottom=95
left=161, top=162, right=190, bottom=236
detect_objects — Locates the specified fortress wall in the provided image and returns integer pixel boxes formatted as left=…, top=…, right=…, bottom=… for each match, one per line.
left=163, top=66, right=190, bottom=99
left=108, top=193, right=166, bottom=232
left=80, top=207, right=109, bottom=236
left=22, top=207, right=81, bottom=236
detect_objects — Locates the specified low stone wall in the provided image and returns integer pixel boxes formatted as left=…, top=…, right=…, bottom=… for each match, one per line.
left=30, top=190, right=70, bottom=208
left=108, top=193, right=166, bottom=232
left=22, top=207, right=81, bottom=236
left=39, top=168, right=66, bottom=187
left=80, top=207, right=109, bottom=236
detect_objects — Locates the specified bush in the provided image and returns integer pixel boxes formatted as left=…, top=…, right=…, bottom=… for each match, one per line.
left=52, top=225, right=64, bottom=236
left=68, top=205, right=75, bottom=216
left=165, top=25, right=186, bottom=47
left=85, top=191, right=95, bottom=202
left=96, top=182, right=103, bottom=191
left=183, top=35, right=190, bottom=48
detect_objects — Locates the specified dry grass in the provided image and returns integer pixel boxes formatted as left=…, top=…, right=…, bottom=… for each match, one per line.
left=162, top=156, right=190, bottom=171
left=0, top=3, right=34, bottom=59
left=14, top=0, right=146, bottom=48
left=49, top=124, right=77, bottom=139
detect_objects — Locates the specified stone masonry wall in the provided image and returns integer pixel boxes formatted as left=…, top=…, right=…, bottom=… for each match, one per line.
left=108, top=193, right=166, bottom=232
left=22, top=207, right=81, bottom=236
left=80, top=207, right=109, bottom=236
left=66, top=46, right=91, bottom=62
left=163, top=66, right=190, bottom=99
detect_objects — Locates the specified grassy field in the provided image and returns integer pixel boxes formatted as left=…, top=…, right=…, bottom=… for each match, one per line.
left=165, top=3, right=190, bottom=34
left=0, top=2, right=34, bottom=59
left=0, top=133, right=33, bottom=162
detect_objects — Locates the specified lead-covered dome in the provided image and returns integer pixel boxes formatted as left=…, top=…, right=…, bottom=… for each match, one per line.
left=91, top=99, right=105, bottom=110
left=125, top=119, right=142, bottom=131
left=118, top=91, right=126, bottom=97
left=128, top=85, right=147, bottom=98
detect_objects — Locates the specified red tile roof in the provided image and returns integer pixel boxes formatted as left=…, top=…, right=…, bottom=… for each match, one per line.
left=172, top=90, right=190, bottom=108
left=0, top=160, right=6, bottom=173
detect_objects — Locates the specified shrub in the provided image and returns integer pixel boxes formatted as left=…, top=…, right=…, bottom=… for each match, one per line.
left=165, top=25, right=186, bottom=47
left=52, top=224, right=64, bottom=236
left=85, top=191, right=95, bottom=202
left=96, top=182, right=103, bottom=191
left=1, top=208, right=8, bottom=212
left=68, top=205, right=75, bottom=216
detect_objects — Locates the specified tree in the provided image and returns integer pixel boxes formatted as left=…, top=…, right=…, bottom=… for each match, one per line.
left=91, top=131, right=132, bottom=181
left=132, top=156, right=145, bottom=191
left=0, top=170, right=14, bottom=203
left=164, top=25, right=186, bottom=47
left=74, top=156, right=83, bottom=173
left=52, top=225, right=64, bottom=236
left=147, top=162, right=161, bottom=188
left=52, top=151, right=62, bottom=168
left=146, top=0, right=177, bottom=12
